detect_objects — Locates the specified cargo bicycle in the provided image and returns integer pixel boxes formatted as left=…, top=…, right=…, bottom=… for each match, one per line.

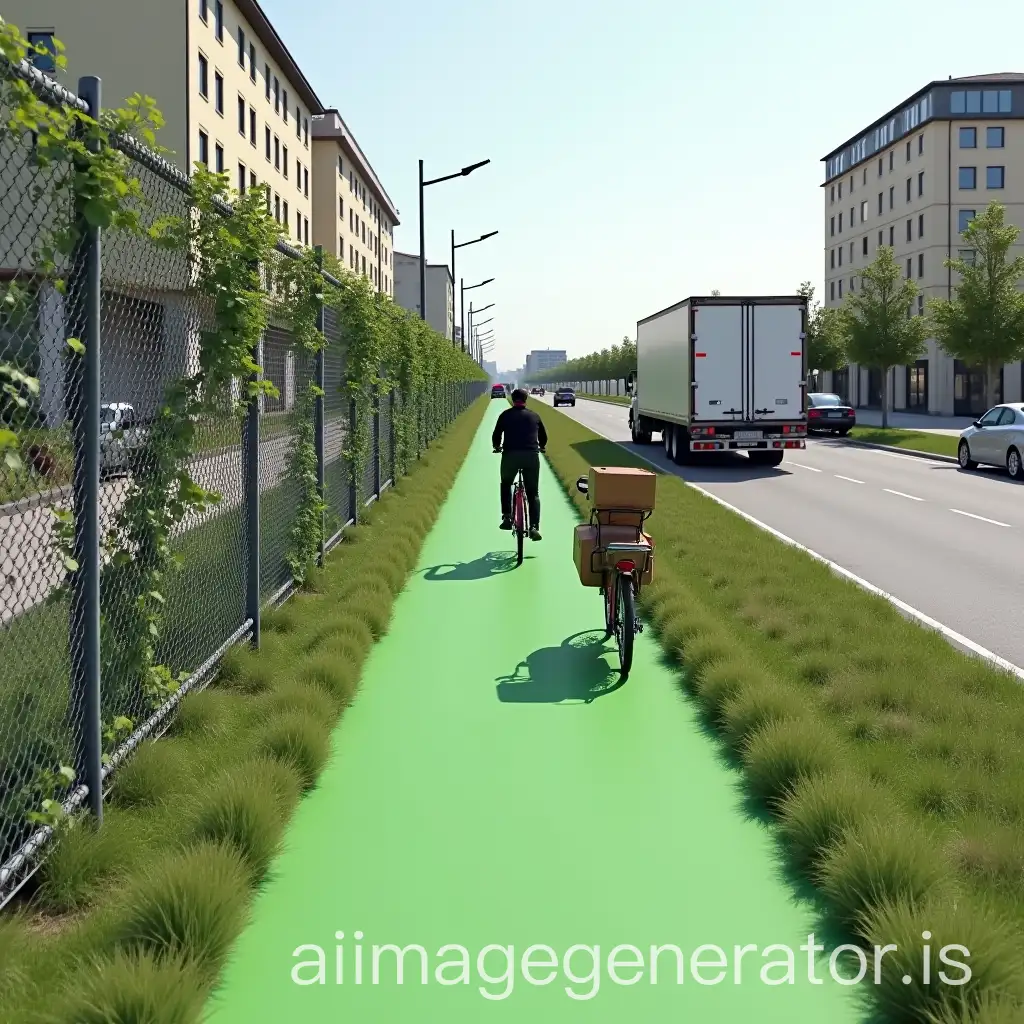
left=574, top=470, right=655, bottom=680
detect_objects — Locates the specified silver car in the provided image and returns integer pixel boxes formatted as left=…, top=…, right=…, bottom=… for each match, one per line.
left=957, top=403, right=1024, bottom=480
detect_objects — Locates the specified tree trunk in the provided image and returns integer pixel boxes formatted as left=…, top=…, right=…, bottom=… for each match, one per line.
left=986, top=361, right=1001, bottom=410
left=880, top=366, right=890, bottom=429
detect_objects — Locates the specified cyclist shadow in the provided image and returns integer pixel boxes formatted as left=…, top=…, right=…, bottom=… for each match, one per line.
left=420, top=551, right=523, bottom=581
left=495, top=630, right=624, bottom=704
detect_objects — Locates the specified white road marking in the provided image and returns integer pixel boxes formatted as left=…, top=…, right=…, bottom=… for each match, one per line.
left=835, top=474, right=864, bottom=484
left=789, top=462, right=822, bottom=472
left=950, top=508, right=1011, bottom=528
left=883, top=488, right=924, bottom=501
left=556, top=404, right=1024, bottom=684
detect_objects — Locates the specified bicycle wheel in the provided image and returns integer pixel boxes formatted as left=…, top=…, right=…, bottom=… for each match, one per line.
left=513, top=480, right=526, bottom=566
left=616, top=573, right=636, bottom=679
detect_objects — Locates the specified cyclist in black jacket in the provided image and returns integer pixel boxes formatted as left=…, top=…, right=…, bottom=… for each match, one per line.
left=492, top=389, right=547, bottom=540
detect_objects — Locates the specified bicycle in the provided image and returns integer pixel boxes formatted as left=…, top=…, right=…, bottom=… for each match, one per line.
left=494, top=447, right=544, bottom=566
left=575, top=476, right=651, bottom=679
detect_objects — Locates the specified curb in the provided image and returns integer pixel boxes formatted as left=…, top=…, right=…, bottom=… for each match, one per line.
left=837, top=436, right=959, bottom=464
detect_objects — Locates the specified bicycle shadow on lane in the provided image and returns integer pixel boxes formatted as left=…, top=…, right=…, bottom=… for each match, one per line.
left=419, top=550, right=533, bottom=581
left=496, top=630, right=624, bottom=704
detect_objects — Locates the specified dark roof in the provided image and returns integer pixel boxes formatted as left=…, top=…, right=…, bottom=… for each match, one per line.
left=821, top=73, right=1024, bottom=162
left=235, top=0, right=324, bottom=114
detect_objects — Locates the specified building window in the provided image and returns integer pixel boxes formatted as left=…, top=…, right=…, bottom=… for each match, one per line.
left=304, top=166, right=309, bottom=197
left=830, top=216, right=835, bottom=237
left=250, top=107, right=256, bottom=144
left=303, top=119, right=309, bottom=146
left=877, top=230, right=883, bottom=247
left=283, top=200, right=289, bottom=231
left=237, top=27, right=245, bottom=66
left=889, top=225, right=895, bottom=246
left=238, top=96, right=246, bottom=135
left=951, top=89, right=1011, bottom=114
left=838, top=247, right=843, bottom=267
left=906, top=140, right=911, bottom=162
left=917, top=253, right=923, bottom=278
left=198, top=130, right=209, bottom=167
left=862, top=236, right=868, bottom=256
left=877, top=192, right=883, bottom=215
left=198, top=53, right=209, bottom=97
left=986, top=126, right=1004, bottom=148
left=917, top=295, right=923, bottom=315
left=838, top=212, right=843, bottom=233
left=959, top=126, right=976, bottom=148
left=238, top=162, right=246, bottom=192
left=877, top=157, right=883, bottom=177
left=27, top=31, right=57, bottom=74
left=958, top=248, right=976, bottom=265
left=830, top=185, right=835, bottom=203
left=917, top=170, right=924, bottom=196
left=838, top=182, right=843, bottom=200
left=860, top=200, right=868, bottom=221
left=918, top=213, right=924, bottom=238
left=987, top=166, right=1005, bottom=189
left=214, top=0, right=223, bottom=41
left=850, top=206, right=855, bottom=226
left=889, top=151, right=894, bottom=171
left=338, top=156, right=344, bottom=176
left=199, top=0, right=208, bottom=22
left=905, top=177, right=911, bottom=202
left=215, top=143, right=224, bottom=173
left=274, top=194, right=280, bottom=221
left=283, top=90, right=289, bottom=123
left=906, top=219, right=912, bottom=242
left=918, top=133, right=923, bottom=155
left=265, top=126, right=270, bottom=160
left=304, top=217, right=309, bottom=246
left=250, top=170, right=257, bottom=191
left=849, top=174, right=854, bottom=193
left=214, top=72, right=223, bottom=115
left=283, top=145, right=288, bottom=178
left=958, top=167, right=976, bottom=189
left=265, top=63, right=271, bottom=100
left=273, top=76, right=280, bottom=112
left=274, top=136, right=280, bottom=170
left=339, top=235, right=344, bottom=257
left=906, top=258, right=912, bottom=278
left=889, top=185, right=894, bottom=209
left=830, top=249, right=835, bottom=269
left=249, top=43, right=256, bottom=82
left=362, top=254, right=367, bottom=275
left=830, top=281, right=835, bottom=300
left=958, top=209, right=975, bottom=234
left=849, top=241, right=854, bottom=261
left=838, top=280, right=843, bottom=298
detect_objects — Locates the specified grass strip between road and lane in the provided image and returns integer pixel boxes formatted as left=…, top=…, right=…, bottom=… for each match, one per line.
left=0, top=396, right=488, bottom=1024
left=575, top=392, right=631, bottom=407
left=537, top=401, right=1024, bottom=1024
left=847, top=426, right=958, bottom=459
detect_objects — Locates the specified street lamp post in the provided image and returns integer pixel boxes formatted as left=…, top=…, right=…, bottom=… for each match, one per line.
left=451, top=229, right=497, bottom=349
left=466, top=300, right=493, bottom=358
left=460, top=279, right=493, bottom=354
left=418, top=158, right=490, bottom=326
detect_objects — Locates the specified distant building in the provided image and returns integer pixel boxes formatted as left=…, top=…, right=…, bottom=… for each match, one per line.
left=392, top=253, right=454, bottom=340
left=525, top=349, right=567, bottom=379
left=483, top=360, right=498, bottom=379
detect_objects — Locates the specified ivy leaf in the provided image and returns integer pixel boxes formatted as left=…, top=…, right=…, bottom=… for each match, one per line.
left=66, top=337, right=86, bottom=355
left=62, top=555, right=79, bottom=572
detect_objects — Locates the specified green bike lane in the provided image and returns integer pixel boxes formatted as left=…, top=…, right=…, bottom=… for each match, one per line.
left=205, top=404, right=865, bottom=1023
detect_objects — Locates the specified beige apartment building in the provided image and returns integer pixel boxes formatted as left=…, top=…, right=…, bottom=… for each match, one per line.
left=11, top=0, right=322, bottom=247
left=311, top=110, right=398, bottom=296
left=392, top=252, right=454, bottom=340
left=821, top=74, right=1024, bottom=417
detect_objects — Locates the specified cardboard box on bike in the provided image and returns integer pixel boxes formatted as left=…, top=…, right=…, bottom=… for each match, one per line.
left=588, top=466, right=657, bottom=526
left=573, top=525, right=655, bottom=588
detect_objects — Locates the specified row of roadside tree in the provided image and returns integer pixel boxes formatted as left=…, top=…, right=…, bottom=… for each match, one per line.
left=527, top=201, right=1024, bottom=428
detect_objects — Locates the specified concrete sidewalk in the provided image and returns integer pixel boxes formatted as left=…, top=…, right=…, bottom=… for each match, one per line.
left=852, top=408, right=973, bottom=435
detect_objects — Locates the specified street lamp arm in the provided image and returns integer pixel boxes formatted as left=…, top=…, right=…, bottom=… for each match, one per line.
left=423, top=158, right=490, bottom=187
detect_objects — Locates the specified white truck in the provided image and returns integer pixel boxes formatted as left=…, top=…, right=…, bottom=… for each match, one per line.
left=627, top=295, right=808, bottom=467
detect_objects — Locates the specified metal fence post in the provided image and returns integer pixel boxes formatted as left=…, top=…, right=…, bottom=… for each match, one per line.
left=373, top=390, right=381, bottom=499
left=349, top=396, right=358, bottom=521
left=390, top=390, right=396, bottom=484
left=314, top=247, right=325, bottom=567
left=244, top=293, right=262, bottom=649
left=67, top=75, right=104, bottom=823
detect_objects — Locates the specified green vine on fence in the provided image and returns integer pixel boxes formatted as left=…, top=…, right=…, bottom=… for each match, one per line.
left=274, top=247, right=327, bottom=583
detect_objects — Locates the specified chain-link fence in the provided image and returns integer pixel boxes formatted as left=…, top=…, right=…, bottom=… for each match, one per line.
left=0, top=58, right=487, bottom=905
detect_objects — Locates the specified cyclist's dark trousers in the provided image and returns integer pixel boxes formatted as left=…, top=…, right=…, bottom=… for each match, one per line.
left=500, top=451, right=540, bottom=528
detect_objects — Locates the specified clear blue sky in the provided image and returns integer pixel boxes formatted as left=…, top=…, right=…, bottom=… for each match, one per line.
left=266, top=0, right=1024, bottom=372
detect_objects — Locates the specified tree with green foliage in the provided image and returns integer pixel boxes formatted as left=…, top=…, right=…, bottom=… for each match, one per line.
left=523, top=334, right=636, bottom=385
left=840, top=247, right=927, bottom=428
left=928, top=202, right=1024, bottom=411
left=798, top=281, right=847, bottom=381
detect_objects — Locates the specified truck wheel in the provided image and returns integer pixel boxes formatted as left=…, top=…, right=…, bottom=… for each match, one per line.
left=749, top=450, right=784, bottom=468
left=670, top=427, right=689, bottom=465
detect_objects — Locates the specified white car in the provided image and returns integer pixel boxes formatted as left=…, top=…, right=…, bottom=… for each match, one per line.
left=957, top=403, right=1024, bottom=480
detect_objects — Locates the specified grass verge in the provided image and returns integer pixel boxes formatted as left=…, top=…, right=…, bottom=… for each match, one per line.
left=848, top=425, right=959, bottom=458
left=575, top=392, right=630, bottom=406
left=538, top=402, right=1024, bottom=1023
left=0, top=395, right=488, bottom=1024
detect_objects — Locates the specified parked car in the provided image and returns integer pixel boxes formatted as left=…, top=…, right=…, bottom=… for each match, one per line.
left=806, top=392, right=855, bottom=435
left=553, top=387, right=576, bottom=408
left=957, top=403, right=1024, bottom=480
left=490, top=384, right=507, bottom=399
left=100, top=402, right=147, bottom=475
left=531, top=387, right=545, bottom=396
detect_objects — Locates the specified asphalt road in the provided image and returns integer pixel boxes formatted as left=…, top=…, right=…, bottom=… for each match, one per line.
left=544, top=396, right=1024, bottom=668
left=0, top=420, right=348, bottom=624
